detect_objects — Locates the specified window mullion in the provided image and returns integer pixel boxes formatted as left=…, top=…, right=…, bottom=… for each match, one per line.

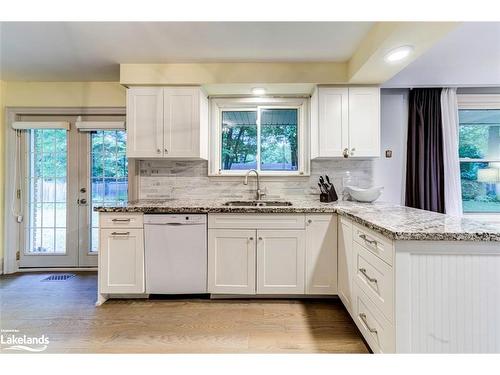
left=256, top=108, right=261, bottom=172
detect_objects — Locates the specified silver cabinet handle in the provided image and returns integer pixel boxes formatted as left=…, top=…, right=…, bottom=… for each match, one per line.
left=258, top=237, right=263, bottom=240
left=156, top=148, right=161, bottom=154
left=249, top=237, right=254, bottom=241
left=343, top=148, right=349, bottom=158
left=111, top=231, right=130, bottom=236
left=165, top=148, right=168, bottom=154
left=112, top=218, right=131, bottom=222
left=307, top=219, right=312, bottom=224
left=359, top=313, right=377, bottom=334
left=359, top=233, right=377, bottom=245
left=359, top=268, right=377, bottom=283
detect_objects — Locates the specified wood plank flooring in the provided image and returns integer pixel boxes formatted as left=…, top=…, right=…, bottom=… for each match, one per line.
left=0, top=272, right=369, bottom=353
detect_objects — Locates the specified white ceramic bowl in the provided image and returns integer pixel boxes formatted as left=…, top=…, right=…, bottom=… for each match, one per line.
left=344, top=186, right=383, bottom=203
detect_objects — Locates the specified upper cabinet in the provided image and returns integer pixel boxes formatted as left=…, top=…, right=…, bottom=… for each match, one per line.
left=126, top=87, right=208, bottom=159
left=311, top=86, right=380, bottom=158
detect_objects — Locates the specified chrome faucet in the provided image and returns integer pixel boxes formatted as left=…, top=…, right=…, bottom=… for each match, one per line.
left=244, top=169, right=265, bottom=200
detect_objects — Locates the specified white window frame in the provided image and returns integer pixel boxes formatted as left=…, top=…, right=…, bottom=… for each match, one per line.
left=457, top=94, right=500, bottom=218
left=209, top=97, right=310, bottom=176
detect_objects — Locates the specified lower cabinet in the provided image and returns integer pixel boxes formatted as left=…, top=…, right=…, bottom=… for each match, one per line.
left=99, top=228, right=145, bottom=294
left=305, top=214, right=338, bottom=295
left=208, top=229, right=256, bottom=294
left=257, top=229, right=305, bottom=294
left=207, top=213, right=338, bottom=296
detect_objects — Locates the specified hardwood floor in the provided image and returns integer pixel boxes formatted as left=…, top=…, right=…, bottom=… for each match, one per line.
left=0, top=272, right=369, bottom=353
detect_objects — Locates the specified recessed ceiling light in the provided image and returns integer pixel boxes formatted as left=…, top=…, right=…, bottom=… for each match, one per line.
left=252, top=87, right=266, bottom=95
left=384, top=45, right=414, bottom=63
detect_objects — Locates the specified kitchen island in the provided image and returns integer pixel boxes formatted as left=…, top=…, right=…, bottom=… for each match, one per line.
left=95, top=198, right=500, bottom=353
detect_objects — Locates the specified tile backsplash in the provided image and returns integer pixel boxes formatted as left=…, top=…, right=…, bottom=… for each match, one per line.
left=138, top=159, right=374, bottom=200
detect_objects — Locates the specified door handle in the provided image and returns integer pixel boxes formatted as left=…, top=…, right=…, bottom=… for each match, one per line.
left=77, top=198, right=88, bottom=205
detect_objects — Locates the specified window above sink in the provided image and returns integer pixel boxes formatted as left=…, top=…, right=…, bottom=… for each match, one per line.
left=209, top=97, right=310, bottom=177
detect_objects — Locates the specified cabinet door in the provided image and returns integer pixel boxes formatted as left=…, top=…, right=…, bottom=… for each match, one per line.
left=126, top=87, right=164, bottom=158
left=163, top=87, right=200, bottom=157
left=348, top=87, right=380, bottom=158
left=256, top=229, right=305, bottom=294
left=305, top=214, right=338, bottom=295
left=338, top=217, right=354, bottom=313
left=99, top=228, right=145, bottom=294
left=208, top=229, right=256, bottom=294
left=318, top=87, right=349, bottom=157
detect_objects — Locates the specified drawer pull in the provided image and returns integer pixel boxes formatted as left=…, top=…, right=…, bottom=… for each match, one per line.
left=112, top=218, right=131, bottom=222
left=359, top=268, right=378, bottom=283
left=359, top=313, right=378, bottom=334
left=359, top=233, right=377, bottom=245
left=111, top=231, right=130, bottom=236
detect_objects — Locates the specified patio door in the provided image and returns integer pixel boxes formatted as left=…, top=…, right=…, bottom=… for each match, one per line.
left=18, top=114, right=127, bottom=268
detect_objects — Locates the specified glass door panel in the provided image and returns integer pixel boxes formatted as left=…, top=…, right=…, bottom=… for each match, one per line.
left=20, top=122, right=78, bottom=268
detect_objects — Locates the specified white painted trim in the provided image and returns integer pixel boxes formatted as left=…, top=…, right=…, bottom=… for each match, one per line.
left=12, top=121, right=70, bottom=130
left=3, top=107, right=125, bottom=274
left=208, top=97, right=310, bottom=177
left=457, top=94, right=500, bottom=109
left=17, top=267, right=97, bottom=272
left=75, top=121, right=125, bottom=131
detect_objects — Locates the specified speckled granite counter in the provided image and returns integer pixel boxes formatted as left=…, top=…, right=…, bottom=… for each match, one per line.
left=95, top=198, right=500, bottom=242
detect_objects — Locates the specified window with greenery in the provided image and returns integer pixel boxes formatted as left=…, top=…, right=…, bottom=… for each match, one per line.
left=27, top=129, right=68, bottom=254
left=90, top=130, right=128, bottom=252
left=459, top=109, right=500, bottom=213
left=220, top=107, right=299, bottom=173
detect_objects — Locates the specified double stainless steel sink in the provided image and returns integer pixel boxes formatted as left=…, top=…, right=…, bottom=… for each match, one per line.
left=223, top=200, right=293, bottom=207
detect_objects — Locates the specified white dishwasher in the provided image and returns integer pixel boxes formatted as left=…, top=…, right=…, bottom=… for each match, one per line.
left=144, top=214, right=207, bottom=294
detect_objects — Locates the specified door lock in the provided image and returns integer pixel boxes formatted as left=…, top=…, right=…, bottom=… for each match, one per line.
left=78, top=198, right=88, bottom=205
left=80, top=187, right=87, bottom=193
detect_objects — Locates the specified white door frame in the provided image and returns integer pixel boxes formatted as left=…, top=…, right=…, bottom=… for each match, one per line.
left=3, top=107, right=136, bottom=274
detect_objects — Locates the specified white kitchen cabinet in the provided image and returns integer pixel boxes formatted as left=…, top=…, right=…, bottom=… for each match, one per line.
left=256, top=229, right=305, bottom=294
left=338, top=216, right=354, bottom=313
left=348, top=87, right=380, bottom=158
left=312, top=87, right=348, bottom=158
left=126, top=87, right=163, bottom=158
left=99, top=228, right=145, bottom=294
left=311, top=86, right=380, bottom=159
left=127, top=86, right=208, bottom=159
left=305, top=214, right=338, bottom=295
left=208, top=229, right=256, bottom=294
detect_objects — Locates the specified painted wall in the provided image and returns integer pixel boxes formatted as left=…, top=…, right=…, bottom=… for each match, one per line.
left=373, top=89, right=409, bottom=204
left=2, top=82, right=125, bottom=107
left=0, top=81, right=125, bottom=271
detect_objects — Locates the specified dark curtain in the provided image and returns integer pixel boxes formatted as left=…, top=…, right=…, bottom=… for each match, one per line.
left=405, top=88, right=445, bottom=213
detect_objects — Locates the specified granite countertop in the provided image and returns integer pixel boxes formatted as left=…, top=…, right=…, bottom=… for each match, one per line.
left=95, top=197, right=500, bottom=242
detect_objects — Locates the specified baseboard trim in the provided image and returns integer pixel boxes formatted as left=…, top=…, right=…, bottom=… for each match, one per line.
left=17, top=267, right=97, bottom=273
left=210, top=294, right=339, bottom=299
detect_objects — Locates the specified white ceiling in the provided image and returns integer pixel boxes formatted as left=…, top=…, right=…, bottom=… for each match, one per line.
left=0, top=22, right=373, bottom=81
left=384, top=22, right=500, bottom=87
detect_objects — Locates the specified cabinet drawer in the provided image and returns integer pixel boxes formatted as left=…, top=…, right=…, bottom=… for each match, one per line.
left=208, top=214, right=305, bottom=229
left=353, top=283, right=395, bottom=353
left=100, top=213, right=144, bottom=229
left=353, top=223, right=393, bottom=265
left=353, top=242, right=394, bottom=322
